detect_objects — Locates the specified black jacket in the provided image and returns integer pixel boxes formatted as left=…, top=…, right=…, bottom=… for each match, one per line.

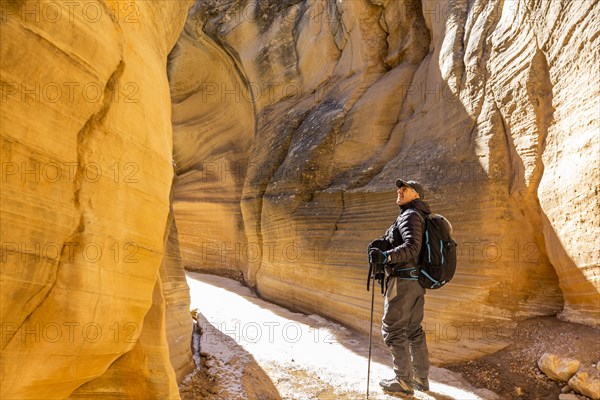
left=375, top=199, right=431, bottom=268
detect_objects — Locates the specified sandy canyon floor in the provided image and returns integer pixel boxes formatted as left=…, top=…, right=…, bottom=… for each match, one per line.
left=179, top=273, right=599, bottom=400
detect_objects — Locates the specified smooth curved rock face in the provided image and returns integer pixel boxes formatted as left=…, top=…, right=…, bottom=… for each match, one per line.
left=0, top=1, right=193, bottom=398
left=170, top=0, right=599, bottom=361
left=169, top=15, right=255, bottom=278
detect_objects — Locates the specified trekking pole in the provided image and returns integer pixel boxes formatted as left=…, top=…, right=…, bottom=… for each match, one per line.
left=367, top=264, right=376, bottom=399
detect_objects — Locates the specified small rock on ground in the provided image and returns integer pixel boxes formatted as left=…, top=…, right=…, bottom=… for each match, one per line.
left=538, top=353, right=580, bottom=382
left=569, top=370, right=600, bottom=400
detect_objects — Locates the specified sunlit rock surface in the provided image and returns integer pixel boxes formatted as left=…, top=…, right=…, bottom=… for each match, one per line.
left=160, top=203, right=195, bottom=383
left=170, top=0, right=599, bottom=362
left=0, top=1, right=193, bottom=398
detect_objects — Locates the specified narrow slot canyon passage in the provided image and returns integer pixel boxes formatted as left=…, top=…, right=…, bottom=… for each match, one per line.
left=179, top=272, right=497, bottom=400
left=167, top=0, right=600, bottom=397
left=1, top=0, right=598, bottom=399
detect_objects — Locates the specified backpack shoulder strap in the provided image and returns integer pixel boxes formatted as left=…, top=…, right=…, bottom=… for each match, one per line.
left=413, top=208, right=427, bottom=226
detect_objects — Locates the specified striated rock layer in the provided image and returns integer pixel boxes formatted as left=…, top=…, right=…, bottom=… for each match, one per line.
left=170, top=0, right=599, bottom=361
left=1, top=1, right=194, bottom=398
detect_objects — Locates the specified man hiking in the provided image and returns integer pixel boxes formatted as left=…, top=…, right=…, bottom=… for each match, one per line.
left=368, top=179, right=430, bottom=395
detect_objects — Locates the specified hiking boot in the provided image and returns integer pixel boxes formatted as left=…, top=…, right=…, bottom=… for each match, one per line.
left=379, top=378, right=414, bottom=395
left=413, top=376, right=429, bottom=391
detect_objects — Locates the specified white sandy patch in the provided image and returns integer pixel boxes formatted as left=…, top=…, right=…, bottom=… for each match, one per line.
left=186, top=272, right=498, bottom=400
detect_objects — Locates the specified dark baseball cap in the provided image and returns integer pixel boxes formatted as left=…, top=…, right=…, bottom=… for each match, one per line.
left=395, top=179, right=425, bottom=199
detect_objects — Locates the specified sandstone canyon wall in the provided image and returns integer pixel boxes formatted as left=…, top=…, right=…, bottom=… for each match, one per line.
left=170, top=0, right=599, bottom=362
left=1, top=1, right=194, bottom=399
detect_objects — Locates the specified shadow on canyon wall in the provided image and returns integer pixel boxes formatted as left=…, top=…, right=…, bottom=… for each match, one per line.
left=164, top=0, right=599, bottom=366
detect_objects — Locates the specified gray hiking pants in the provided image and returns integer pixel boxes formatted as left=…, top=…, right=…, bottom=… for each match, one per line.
left=382, top=277, right=429, bottom=383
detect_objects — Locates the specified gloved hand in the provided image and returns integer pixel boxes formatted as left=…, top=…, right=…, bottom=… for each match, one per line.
left=371, top=261, right=384, bottom=276
left=369, top=248, right=388, bottom=266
